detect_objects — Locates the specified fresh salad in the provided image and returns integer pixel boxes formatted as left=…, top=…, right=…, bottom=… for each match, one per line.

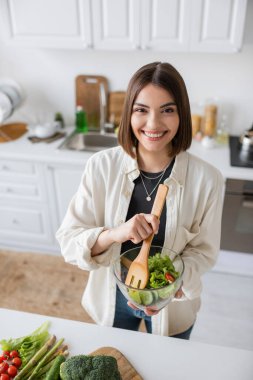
left=128, top=253, right=181, bottom=307
left=146, top=253, right=179, bottom=289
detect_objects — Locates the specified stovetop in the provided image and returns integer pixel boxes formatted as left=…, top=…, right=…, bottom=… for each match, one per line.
left=229, top=135, right=253, bottom=168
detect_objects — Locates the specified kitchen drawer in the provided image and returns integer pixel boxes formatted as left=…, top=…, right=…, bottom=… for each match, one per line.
left=0, top=206, right=46, bottom=235
left=0, top=160, right=36, bottom=176
left=0, top=182, right=39, bottom=199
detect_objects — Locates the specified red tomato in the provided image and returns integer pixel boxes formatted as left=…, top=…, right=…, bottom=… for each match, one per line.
left=165, top=272, right=175, bottom=282
left=9, top=351, right=19, bottom=359
left=0, top=362, right=8, bottom=373
left=0, top=358, right=3, bottom=364
left=0, top=362, right=9, bottom=374
left=2, top=352, right=9, bottom=359
left=7, top=366, right=17, bottom=377
left=0, top=374, right=10, bottom=380
left=11, top=357, right=22, bottom=368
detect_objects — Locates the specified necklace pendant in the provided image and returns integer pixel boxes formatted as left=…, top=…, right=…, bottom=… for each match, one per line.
left=146, top=196, right=151, bottom=201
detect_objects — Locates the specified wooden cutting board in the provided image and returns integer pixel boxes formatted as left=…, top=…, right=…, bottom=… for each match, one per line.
left=0, top=123, right=27, bottom=142
left=108, top=91, right=126, bottom=126
left=90, top=346, right=143, bottom=380
left=76, top=75, right=108, bottom=131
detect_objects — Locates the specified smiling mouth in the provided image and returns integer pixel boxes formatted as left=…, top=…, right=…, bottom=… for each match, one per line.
left=143, top=131, right=167, bottom=138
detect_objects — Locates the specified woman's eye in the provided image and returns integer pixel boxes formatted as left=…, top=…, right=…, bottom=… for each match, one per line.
left=133, top=107, right=146, bottom=113
left=163, top=107, right=175, bottom=113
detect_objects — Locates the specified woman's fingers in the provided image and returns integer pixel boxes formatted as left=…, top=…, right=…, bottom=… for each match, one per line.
left=111, top=213, right=160, bottom=244
left=127, top=302, right=159, bottom=316
left=175, top=286, right=184, bottom=299
left=127, top=301, right=138, bottom=310
left=144, top=307, right=159, bottom=316
left=142, top=214, right=160, bottom=234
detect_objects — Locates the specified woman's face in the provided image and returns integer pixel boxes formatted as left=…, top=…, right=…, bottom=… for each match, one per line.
left=131, top=83, right=179, bottom=156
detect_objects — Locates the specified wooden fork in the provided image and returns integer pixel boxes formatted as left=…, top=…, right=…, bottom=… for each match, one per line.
left=125, top=184, right=168, bottom=289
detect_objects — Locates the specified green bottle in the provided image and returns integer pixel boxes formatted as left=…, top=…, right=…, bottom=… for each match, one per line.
left=75, top=106, right=88, bottom=133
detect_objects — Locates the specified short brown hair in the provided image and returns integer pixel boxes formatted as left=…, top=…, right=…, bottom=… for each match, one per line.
left=118, top=62, right=192, bottom=158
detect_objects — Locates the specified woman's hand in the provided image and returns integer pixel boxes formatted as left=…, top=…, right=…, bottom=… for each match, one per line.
left=127, top=301, right=159, bottom=316
left=174, top=285, right=184, bottom=299
left=91, top=213, right=159, bottom=256
left=110, top=213, right=160, bottom=244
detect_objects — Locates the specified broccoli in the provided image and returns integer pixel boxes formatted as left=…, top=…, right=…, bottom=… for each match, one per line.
left=59, top=354, right=122, bottom=380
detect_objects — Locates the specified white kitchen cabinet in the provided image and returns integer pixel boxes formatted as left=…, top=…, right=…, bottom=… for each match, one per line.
left=0, top=0, right=92, bottom=49
left=0, top=0, right=247, bottom=52
left=140, top=0, right=191, bottom=52
left=45, top=164, right=84, bottom=232
left=92, top=0, right=141, bottom=50
left=190, top=0, right=248, bottom=53
left=0, top=159, right=54, bottom=252
left=0, top=157, right=84, bottom=254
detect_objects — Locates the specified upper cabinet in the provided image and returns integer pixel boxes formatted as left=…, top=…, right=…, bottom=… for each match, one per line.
left=190, top=0, right=248, bottom=52
left=0, top=0, right=248, bottom=53
left=0, top=0, right=93, bottom=49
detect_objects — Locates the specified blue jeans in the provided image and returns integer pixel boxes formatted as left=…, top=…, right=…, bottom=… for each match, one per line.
left=113, top=286, right=194, bottom=339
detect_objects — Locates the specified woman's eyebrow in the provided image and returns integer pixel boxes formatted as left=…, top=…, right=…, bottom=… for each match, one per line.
left=133, top=102, right=149, bottom=108
left=160, top=102, right=176, bottom=108
left=133, top=101, right=176, bottom=108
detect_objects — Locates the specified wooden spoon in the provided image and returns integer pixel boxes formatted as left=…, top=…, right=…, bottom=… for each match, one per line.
left=125, top=184, right=168, bottom=289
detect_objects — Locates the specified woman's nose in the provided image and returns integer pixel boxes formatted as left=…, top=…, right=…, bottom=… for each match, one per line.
left=146, top=112, right=158, bottom=129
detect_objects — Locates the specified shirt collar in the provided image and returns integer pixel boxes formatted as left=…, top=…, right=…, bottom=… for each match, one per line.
left=121, top=147, right=189, bottom=187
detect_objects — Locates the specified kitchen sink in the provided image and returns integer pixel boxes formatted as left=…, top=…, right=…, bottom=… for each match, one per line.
left=58, top=131, right=118, bottom=152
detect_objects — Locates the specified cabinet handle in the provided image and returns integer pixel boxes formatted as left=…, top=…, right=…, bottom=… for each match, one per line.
left=242, top=200, right=253, bottom=209
left=2, top=165, right=9, bottom=171
left=6, top=187, right=13, bottom=193
left=12, top=218, right=19, bottom=225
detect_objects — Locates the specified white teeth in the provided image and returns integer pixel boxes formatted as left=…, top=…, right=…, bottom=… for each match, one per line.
left=144, top=131, right=164, bottom=138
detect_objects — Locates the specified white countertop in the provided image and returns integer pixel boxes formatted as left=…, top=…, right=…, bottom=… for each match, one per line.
left=1, top=309, right=253, bottom=380
left=0, top=127, right=252, bottom=179
left=0, top=127, right=91, bottom=166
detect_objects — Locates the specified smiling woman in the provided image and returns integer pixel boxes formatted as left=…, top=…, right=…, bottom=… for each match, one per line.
left=56, top=61, right=224, bottom=341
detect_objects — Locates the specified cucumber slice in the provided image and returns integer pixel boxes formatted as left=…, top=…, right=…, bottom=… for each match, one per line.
left=128, top=289, right=142, bottom=304
left=158, top=283, right=177, bottom=299
left=140, top=291, right=153, bottom=306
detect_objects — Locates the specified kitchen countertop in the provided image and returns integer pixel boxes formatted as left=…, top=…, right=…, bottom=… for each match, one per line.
left=1, top=308, right=253, bottom=380
left=0, top=127, right=252, bottom=179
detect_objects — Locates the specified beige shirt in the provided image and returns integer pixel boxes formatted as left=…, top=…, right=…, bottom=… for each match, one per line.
left=56, top=146, right=224, bottom=336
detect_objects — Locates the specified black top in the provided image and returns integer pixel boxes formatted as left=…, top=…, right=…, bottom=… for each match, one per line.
left=121, top=159, right=175, bottom=253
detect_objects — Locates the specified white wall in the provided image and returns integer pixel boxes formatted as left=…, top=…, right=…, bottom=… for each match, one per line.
left=0, top=2, right=253, bottom=135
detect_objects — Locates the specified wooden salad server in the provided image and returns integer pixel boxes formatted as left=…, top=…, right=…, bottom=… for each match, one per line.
left=125, top=184, right=168, bottom=289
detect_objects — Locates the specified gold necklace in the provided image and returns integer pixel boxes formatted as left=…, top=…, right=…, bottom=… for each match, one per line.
left=139, top=165, right=168, bottom=201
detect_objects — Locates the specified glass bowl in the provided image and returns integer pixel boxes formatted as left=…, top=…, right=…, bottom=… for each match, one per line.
left=112, top=245, right=184, bottom=312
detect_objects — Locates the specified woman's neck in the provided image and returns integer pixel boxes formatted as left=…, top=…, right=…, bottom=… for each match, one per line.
left=137, top=147, right=172, bottom=173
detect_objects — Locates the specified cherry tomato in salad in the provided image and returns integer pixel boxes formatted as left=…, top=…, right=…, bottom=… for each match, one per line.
left=0, top=358, right=3, bottom=364
left=0, top=362, right=9, bottom=374
left=11, top=357, right=22, bottom=368
left=9, top=351, right=19, bottom=359
left=0, top=374, right=10, bottom=380
left=7, top=365, right=17, bottom=377
left=2, top=352, right=10, bottom=360
left=165, top=272, right=175, bottom=282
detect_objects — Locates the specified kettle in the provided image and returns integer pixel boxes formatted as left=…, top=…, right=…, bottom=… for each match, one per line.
left=239, top=124, right=253, bottom=163
left=239, top=125, right=253, bottom=151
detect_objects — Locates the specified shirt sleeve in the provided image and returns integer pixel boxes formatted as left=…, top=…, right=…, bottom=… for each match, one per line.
left=180, top=170, right=225, bottom=301
left=55, top=157, right=116, bottom=271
